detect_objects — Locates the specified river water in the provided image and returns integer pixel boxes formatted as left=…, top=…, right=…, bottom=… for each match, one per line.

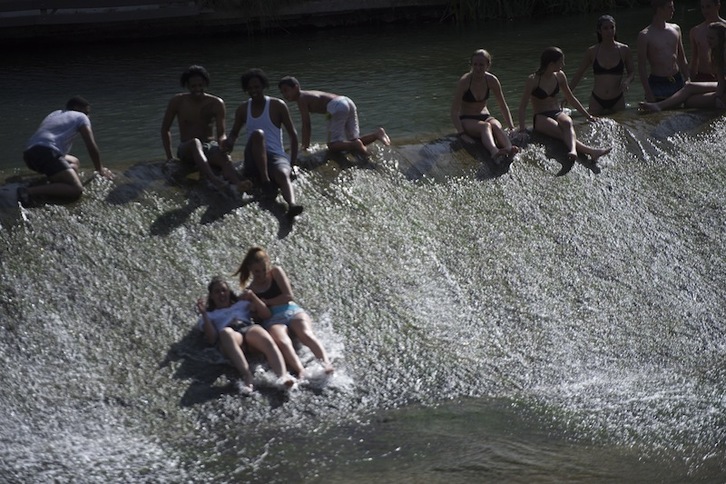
left=1, top=4, right=725, bottom=483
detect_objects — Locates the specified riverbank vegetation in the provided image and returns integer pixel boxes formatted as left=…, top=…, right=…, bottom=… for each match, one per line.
left=445, top=0, right=648, bottom=23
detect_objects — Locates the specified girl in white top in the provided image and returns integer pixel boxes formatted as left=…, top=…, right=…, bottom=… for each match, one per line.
left=196, top=276, right=294, bottom=393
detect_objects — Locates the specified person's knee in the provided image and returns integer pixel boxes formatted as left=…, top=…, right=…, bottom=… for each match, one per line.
left=249, top=130, right=265, bottom=144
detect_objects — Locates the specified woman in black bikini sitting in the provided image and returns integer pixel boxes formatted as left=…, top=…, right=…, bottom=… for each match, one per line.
left=517, top=46, right=612, bottom=164
left=451, top=49, right=518, bottom=162
left=570, top=15, right=635, bottom=115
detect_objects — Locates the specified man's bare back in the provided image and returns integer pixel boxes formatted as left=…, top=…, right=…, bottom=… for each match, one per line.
left=297, top=90, right=338, bottom=114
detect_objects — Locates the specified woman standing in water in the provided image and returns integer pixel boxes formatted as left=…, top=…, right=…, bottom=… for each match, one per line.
left=639, top=21, right=726, bottom=112
left=451, top=49, right=518, bottom=163
left=196, top=276, right=295, bottom=393
left=570, top=15, right=635, bottom=115
left=235, top=247, right=333, bottom=377
left=518, top=46, right=612, bottom=164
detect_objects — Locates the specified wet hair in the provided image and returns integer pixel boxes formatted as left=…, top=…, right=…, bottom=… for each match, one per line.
left=205, top=276, right=239, bottom=312
left=651, top=0, right=671, bottom=9
left=709, top=22, right=726, bottom=75
left=233, top=246, right=270, bottom=288
left=180, top=65, right=210, bottom=88
left=240, top=68, right=270, bottom=91
left=278, top=76, right=300, bottom=89
left=66, top=96, right=90, bottom=111
left=536, top=47, right=564, bottom=75
left=596, top=15, right=617, bottom=43
left=470, top=49, right=492, bottom=65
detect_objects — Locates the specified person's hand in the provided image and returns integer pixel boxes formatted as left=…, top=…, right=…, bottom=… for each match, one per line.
left=97, top=167, right=114, bottom=180
left=221, top=139, right=234, bottom=153
left=196, top=298, right=206, bottom=314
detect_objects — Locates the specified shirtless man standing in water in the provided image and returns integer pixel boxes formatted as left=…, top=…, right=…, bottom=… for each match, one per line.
left=277, top=76, right=390, bottom=156
left=161, top=65, right=246, bottom=193
left=637, top=0, right=690, bottom=102
left=689, top=0, right=726, bottom=81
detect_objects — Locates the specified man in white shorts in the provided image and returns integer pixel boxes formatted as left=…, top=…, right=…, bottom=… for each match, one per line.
left=278, top=76, right=390, bottom=156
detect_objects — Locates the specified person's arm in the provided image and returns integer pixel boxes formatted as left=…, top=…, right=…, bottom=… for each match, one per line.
left=489, top=74, right=515, bottom=130
left=78, top=125, right=113, bottom=179
left=570, top=46, right=594, bottom=92
left=239, top=290, right=272, bottom=320
left=621, top=44, right=636, bottom=91
left=518, top=75, right=533, bottom=131
left=637, top=30, right=655, bottom=102
left=298, top=97, right=312, bottom=150
left=214, top=98, right=227, bottom=146
left=450, top=75, right=467, bottom=134
left=160, top=96, right=178, bottom=161
left=196, top=298, right=218, bottom=345
left=262, top=266, right=295, bottom=306
left=223, top=103, right=246, bottom=153
left=279, top=101, right=299, bottom=165
left=559, top=71, right=594, bottom=121
left=689, top=26, right=701, bottom=78
left=675, top=25, right=689, bottom=81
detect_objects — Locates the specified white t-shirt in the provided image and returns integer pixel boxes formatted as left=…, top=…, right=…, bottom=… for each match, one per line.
left=197, top=300, right=252, bottom=334
left=26, top=109, right=91, bottom=155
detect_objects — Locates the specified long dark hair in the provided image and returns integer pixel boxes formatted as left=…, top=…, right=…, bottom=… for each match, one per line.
left=233, top=246, right=270, bottom=288
left=205, top=276, right=239, bottom=311
left=536, top=47, right=564, bottom=75
left=596, top=15, right=617, bottom=43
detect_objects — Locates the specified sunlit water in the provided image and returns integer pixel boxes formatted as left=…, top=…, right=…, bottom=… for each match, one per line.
left=1, top=5, right=725, bottom=483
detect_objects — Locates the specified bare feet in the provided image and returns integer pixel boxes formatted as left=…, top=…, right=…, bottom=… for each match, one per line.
left=237, top=380, right=254, bottom=395
left=638, top=101, right=661, bottom=113
left=377, top=127, right=391, bottom=146
left=322, top=361, right=334, bottom=374
left=492, top=148, right=509, bottom=165
left=509, top=146, right=520, bottom=156
left=279, top=375, right=295, bottom=389
left=287, top=204, right=304, bottom=222
left=590, top=147, right=612, bottom=163
left=567, top=152, right=578, bottom=162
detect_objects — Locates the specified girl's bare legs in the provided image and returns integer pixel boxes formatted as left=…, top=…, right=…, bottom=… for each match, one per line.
left=289, top=313, right=334, bottom=373
left=244, top=326, right=294, bottom=387
left=463, top=119, right=501, bottom=158
left=267, top=324, right=306, bottom=377
left=535, top=114, right=611, bottom=163
left=490, top=120, right=518, bottom=156
left=218, top=328, right=254, bottom=390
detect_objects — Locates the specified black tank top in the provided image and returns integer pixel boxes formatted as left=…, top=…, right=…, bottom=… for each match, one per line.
left=253, top=277, right=282, bottom=299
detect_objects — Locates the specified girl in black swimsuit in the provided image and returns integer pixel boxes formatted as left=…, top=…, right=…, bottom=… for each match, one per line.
left=517, top=46, right=612, bottom=165
left=451, top=49, right=518, bottom=162
left=570, top=15, right=635, bottom=115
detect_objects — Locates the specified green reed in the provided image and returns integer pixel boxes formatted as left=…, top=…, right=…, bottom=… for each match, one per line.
left=446, top=0, right=644, bottom=23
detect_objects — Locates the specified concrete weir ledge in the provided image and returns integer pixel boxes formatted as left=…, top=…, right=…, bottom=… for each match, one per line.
left=0, top=0, right=451, bottom=43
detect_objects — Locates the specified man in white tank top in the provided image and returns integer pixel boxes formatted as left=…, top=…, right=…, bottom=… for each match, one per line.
left=223, top=68, right=303, bottom=221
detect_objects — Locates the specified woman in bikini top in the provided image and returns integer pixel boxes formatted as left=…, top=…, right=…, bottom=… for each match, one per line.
left=570, top=15, right=635, bottom=115
left=450, top=48, right=518, bottom=160
left=517, top=46, right=611, bottom=166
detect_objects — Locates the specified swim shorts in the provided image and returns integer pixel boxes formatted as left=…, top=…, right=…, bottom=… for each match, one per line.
left=648, top=72, right=685, bottom=101
left=326, top=96, right=360, bottom=143
left=23, top=145, right=72, bottom=177
left=176, top=139, right=222, bottom=162
left=262, top=302, right=305, bottom=329
left=242, top=143, right=290, bottom=178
